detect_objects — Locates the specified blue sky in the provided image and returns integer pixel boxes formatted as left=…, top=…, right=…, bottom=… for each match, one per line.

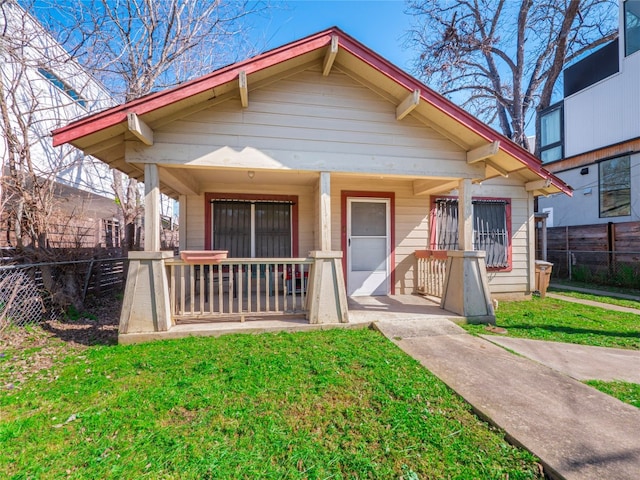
left=252, top=1, right=416, bottom=72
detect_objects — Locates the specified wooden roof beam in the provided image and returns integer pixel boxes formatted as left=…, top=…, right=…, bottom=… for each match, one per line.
left=127, top=112, right=153, bottom=146
left=486, top=159, right=510, bottom=177
left=467, top=141, right=500, bottom=164
left=396, top=89, right=420, bottom=120
left=160, top=167, right=200, bottom=196
left=239, top=70, right=248, bottom=108
left=322, top=35, right=339, bottom=76
left=413, top=178, right=459, bottom=196
left=525, top=178, right=552, bottom=192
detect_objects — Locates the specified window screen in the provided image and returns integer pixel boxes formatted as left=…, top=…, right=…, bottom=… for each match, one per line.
left=212, top=200, right=291, bottom=258
left=472, top=201, right=509, bottom=268
left=432, top=198, right=509, bottom=268
left=255, top=202, right=291, bottom=257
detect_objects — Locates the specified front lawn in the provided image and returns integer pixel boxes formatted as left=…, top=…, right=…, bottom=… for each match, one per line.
left=0, top=329, right=541, bottom=479
left=464, top=297, right=640, bottom=350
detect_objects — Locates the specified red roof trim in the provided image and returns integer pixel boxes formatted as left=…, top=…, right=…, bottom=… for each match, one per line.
left=52, top=26, right=570, bottom=195
left=335, top=34, right=571, bottom=195
left=52, top=30, right=335, bottom=147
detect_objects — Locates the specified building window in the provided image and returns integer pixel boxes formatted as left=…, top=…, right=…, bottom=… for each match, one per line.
left=431, top=198, right=511, bottom=269
left=538, top=103, right=563, bottom=164
left=625, top=1, right=640, bottom=56
left=212, top=200, right=292, bottom=258
left=599, top=156, right=631, bottom=217
left=37, top=68, right=87, bottom=108
left=103, top=219, right=120, bottom=248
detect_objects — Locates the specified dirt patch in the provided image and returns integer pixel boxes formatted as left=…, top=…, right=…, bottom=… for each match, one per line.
left=1, top=295, right=120, bottom=390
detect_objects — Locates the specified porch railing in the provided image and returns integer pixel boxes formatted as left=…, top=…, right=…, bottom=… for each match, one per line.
left=415, top=250, right=448, bottom=298
left=166, top=258, right=313, bottom=321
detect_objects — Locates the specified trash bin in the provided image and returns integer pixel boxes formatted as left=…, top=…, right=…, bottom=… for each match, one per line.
left=535, top=260, right=553, bottom=298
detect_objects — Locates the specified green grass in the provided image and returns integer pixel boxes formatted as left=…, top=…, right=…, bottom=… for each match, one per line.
left=0, top=329, right=541, bottom=479
left=551, top=279, right=640, bottom=298
left=585, top=380, right=640, bottom=409
left=548, top=288, right=640, bottom=310
left=464, top=297, right=640, bottom=350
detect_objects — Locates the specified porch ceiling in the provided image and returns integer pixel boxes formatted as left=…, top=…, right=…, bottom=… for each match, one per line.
left=159, top=166, right=318, bottom=196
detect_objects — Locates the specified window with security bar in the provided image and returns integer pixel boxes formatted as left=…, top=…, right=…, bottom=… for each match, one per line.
left=431, top=198, right=510, bottom=269
left=212, top=200, right=292, bottom=258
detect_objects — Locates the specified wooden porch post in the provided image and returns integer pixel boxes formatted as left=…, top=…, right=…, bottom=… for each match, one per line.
left=178, top=195, right=187, bottom=250
left=319, top=171, right=331, bottom=250
left=144, top=163, right=160, bottom=252
left=118, top=162, right=173, bottom=341
left=458, top=178, right=473, bottom=250
left=439, top=177, right=495, bottom=323
left=306, top=171, right=349, bottom=324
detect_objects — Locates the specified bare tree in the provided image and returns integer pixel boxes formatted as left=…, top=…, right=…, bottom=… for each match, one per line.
left=406, top=0, right=618, bottom=150
left=37, top=0, right=269, bottom=251
left=1, top=0, right=119, bottom=311
left=0, top=0, right=84, bottom=249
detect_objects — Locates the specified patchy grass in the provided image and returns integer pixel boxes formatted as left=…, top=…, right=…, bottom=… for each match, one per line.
left=464, top=297, right=640, bottom=350
left=549, top=288, right=640, bottom=310
left=585, top=380, right=640, bottom=409
left=551, top=279, right=640, bottom=298
left=0, top=329, right=542, bottom=479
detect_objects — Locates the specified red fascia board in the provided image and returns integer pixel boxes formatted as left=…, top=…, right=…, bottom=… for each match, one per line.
left=52, top=29, right=337, bottom=147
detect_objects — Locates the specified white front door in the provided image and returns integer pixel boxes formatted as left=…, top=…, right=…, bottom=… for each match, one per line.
left=347, top=198, right=390, bottom=296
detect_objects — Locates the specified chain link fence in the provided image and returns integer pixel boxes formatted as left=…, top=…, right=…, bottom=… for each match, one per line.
left=544, top=250, right=640, bottom=289
left=0, top=267, right=44, bottom=327
left=0, top=258, right=127, bottom=331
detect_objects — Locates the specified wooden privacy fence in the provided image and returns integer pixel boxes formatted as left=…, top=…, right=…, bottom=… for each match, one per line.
left=539, top=220, right=640, bottom=255
left=414, top=250, right=448, bottom=298
left=166, top=258, right=313, bottom=321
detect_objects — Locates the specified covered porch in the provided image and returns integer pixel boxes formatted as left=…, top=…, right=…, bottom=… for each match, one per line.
left=117, top=166, right=496, bottom=343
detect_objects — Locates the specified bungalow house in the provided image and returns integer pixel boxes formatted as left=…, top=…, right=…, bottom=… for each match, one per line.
left=52, top=28, right=570, bottom=343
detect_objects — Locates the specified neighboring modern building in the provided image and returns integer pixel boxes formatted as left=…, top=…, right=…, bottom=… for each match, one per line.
left=537, top=1, right=639, bottom=228
left=1, top=1, right=128, bottom=249
left=53, top=27, right=570, bottom=342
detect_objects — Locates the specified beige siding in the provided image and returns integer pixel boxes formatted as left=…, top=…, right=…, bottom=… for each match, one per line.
left=157, top=67, right=535, bottom=296
left=137, top=68, right=476, bottom=178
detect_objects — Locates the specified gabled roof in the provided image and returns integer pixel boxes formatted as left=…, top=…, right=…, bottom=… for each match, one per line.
left=52, top=27, right=571, bottom=197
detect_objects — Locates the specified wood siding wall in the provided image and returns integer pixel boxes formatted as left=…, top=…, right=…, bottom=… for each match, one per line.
left=135, top=66, right=473, bottom=178
left=158, top=64, right=534, bottom=296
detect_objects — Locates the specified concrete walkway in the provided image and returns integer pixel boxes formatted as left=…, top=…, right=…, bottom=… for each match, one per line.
left=374, top=318, right=640, bottom=480
left=481, top=335, right=640, bottom=383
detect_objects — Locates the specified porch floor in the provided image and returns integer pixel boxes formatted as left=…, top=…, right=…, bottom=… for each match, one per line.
left=119, top=294, right=465, bottom=344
